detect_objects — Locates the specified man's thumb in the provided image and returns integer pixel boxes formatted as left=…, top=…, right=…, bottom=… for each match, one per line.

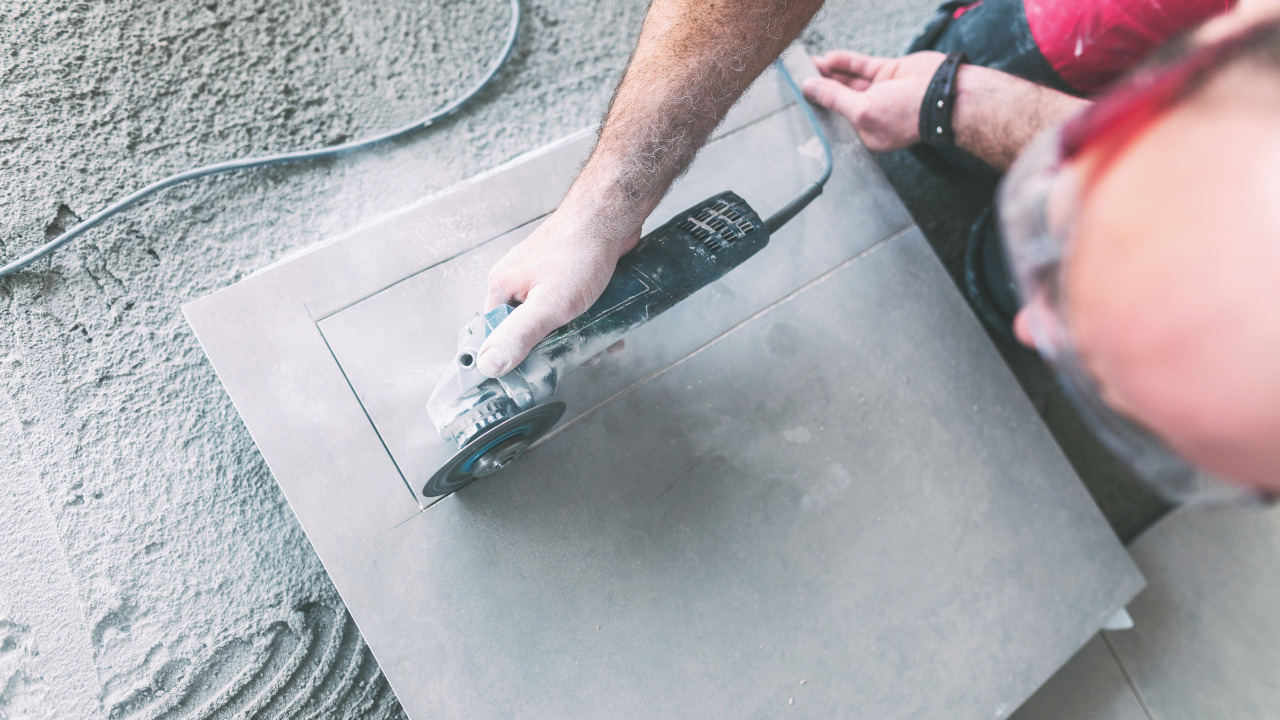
left=476, top=300, right=565, bottom=377
left=802, top=76, right=867, bottom=123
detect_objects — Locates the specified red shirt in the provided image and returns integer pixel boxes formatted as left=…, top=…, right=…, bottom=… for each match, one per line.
left=1023, top=0, right=1234, bottom=92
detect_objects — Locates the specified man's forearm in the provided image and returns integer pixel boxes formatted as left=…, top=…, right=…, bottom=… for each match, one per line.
left=568, top=0, right=825, bottom=233
left=954, top=64, right=1090, bottom=171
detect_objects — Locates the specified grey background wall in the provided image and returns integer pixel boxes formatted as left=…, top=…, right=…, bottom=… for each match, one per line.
left=0, top=0, right=1158, bottom=717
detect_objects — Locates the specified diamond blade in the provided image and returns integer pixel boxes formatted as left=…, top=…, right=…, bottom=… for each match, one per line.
left=422, top=401, right=567, bottom=498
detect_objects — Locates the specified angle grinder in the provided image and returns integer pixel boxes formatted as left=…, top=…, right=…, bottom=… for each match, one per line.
left=422, top=60, right=833, bottom=498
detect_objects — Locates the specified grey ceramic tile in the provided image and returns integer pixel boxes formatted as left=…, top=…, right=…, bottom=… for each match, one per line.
left=1010, top=634, right=1148, bottom=720
left=1108, top=506, right=1280, bottom=719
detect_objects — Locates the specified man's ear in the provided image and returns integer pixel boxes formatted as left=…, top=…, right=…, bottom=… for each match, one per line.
left=1013, top=309, right=1036, bottom=348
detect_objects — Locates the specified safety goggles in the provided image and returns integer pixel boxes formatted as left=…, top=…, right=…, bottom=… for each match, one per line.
left=996, top=17, right=1280, bottom=505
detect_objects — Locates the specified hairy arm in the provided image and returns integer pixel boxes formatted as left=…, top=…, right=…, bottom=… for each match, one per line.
left=952, top=64, right=1090, bottom=170
left=576, top=0, right=826, bottom=226
left=476, top=0, right=825, bottom=377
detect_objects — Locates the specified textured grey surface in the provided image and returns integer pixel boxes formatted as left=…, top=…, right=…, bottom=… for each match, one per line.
left=0, top=1, right=644, bottom=717
left=4, top=0, right=1144, bottom=717
left=184, top=60, right=1142, bottom=718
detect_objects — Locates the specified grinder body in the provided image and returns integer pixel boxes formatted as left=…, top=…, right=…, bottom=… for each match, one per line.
left=424, top=190, right=769, bottom=495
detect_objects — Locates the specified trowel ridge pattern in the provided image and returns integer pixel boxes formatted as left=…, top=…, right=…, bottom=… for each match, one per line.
left=105, top=604, right=397, bottom=720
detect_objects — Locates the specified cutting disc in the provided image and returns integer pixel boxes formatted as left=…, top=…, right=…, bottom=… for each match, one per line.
left=422, top=401, right=566, bottom=497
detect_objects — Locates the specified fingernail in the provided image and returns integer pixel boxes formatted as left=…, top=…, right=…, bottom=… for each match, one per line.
left=478, top=348, right=511, bottom=377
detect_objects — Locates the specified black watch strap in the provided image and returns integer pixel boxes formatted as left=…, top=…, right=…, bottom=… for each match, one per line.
left=919, top=52, right=966, bottom=148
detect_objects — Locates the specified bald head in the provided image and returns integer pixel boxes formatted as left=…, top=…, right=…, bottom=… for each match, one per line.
left=1061, top=62, right=1280, bottom=491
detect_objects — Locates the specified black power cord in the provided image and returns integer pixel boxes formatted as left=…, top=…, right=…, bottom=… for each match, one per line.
left=764, top=58, right=835, bottom=234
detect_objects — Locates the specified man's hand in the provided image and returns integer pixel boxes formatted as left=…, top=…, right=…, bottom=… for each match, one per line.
left=801, top=50, right=946, bottom=153
left=804, top=49, right=1091, bottom=170
left=469, top=0, right=825, bottom=377
left=476, top=203, right=639, bottom=378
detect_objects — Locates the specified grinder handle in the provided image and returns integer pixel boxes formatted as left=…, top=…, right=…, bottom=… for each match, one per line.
left=523, top=190, right=771, bottom=376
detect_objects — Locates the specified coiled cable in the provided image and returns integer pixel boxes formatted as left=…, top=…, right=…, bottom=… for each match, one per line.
left=0, top=0, right=522, bottom=279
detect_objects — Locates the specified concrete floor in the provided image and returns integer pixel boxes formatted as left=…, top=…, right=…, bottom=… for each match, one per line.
left=0, top=0, right=1160, bottom=717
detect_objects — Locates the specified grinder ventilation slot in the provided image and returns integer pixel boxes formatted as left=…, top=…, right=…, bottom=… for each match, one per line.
left=678, top=198, right=758, bottom=252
